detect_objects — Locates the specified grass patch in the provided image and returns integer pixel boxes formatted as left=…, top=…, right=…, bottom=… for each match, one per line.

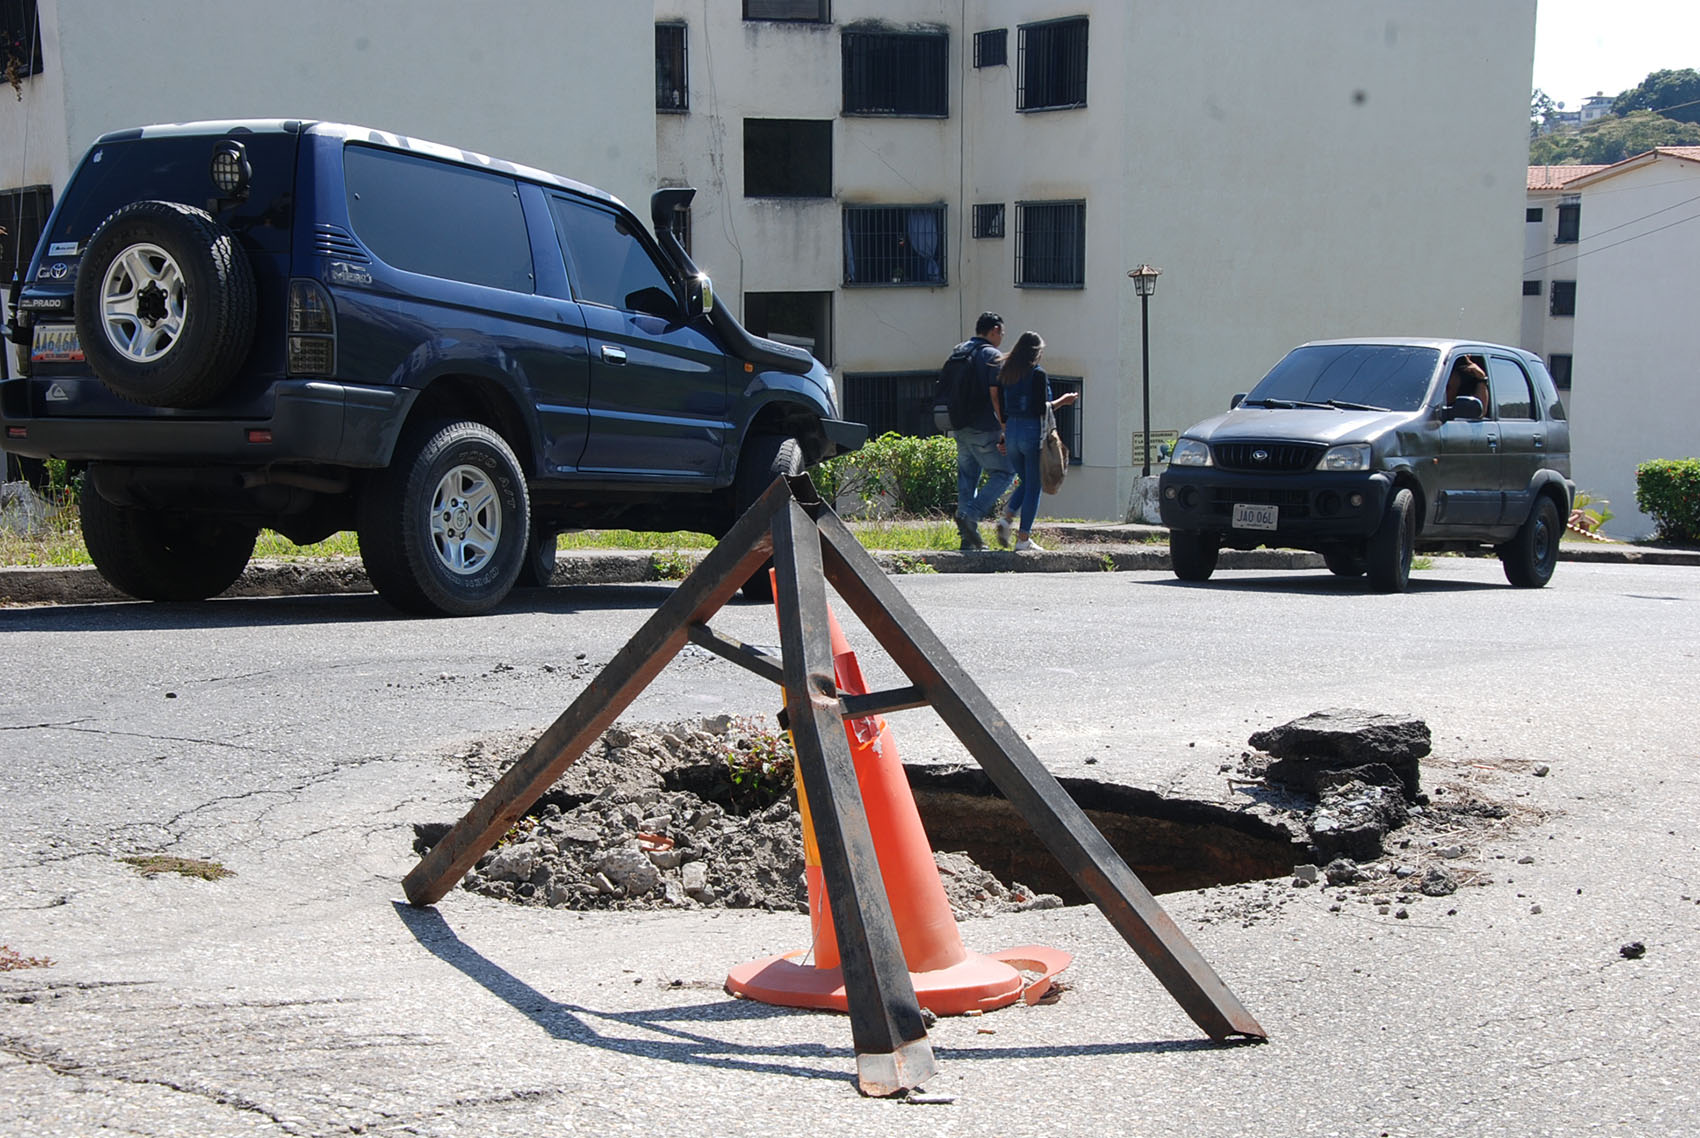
left=120, top=854, right=234, bottom=881
left=0, top=944, right=54, bottom=971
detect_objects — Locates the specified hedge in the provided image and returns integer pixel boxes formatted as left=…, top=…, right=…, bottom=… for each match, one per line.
left=1635, top=458, right=1700, bottom=544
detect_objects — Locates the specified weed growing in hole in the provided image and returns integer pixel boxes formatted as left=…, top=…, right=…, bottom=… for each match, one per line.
left=1100, top=552, right=1117, bottom=571
left=495, top=816, right=538, bottom=848
left=723, top=715, right=797, bottom=813
left=0, top=945, right=54, bottom=971
left=650, top=549, right=693, bottom=580
left=1412, top=556, right=1435, bottom=571
left=887, top=552, right=938, bottom=575
left=120, top=855, right=233, bottom=881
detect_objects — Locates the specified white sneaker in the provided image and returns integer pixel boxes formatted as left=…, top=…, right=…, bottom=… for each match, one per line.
left=994, top=515, right=1013, bottom=548
left=1015, top=537, right=1044, bottom=552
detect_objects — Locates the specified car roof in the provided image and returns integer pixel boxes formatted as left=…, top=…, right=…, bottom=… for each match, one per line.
left=1296, top=337, right=1533, bottom=359
left=91, top=118, right=626, bottom=213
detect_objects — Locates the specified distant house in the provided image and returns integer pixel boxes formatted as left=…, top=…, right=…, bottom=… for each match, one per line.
left=1578, top=93, right=1616, bottom=124
left=1527, top=148, right=1700, bottom=539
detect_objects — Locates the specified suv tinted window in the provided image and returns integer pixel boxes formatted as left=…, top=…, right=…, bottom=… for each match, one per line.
left=344, top=145, right=533, bottom=292
left=1486, top=356, right=1535, bottom=419
left=1245, top=344, right=1439, bottom=412
left=44, top=133, right=299, bottom=257
left=549, top=194, right=680, bottom=319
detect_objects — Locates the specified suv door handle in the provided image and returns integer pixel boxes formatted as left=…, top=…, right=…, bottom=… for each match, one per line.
left=601, top=345, right=627, bottom=365
left=1487, top=434, right=1499, bottom=451
left=1533, top=434, right=1545, bottom=449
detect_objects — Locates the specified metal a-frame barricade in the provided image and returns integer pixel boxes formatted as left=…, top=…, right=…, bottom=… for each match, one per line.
left=403, top=474, right=1265, bottom=1096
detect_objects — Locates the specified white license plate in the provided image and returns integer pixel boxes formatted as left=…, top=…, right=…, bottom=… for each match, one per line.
left=1232, top=502, right=1278, bottom=530
left=30, top=323, right=84, bottom=364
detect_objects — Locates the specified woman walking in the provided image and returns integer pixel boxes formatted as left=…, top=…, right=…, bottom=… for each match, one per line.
left=993, top=331, right=1078, bottom=550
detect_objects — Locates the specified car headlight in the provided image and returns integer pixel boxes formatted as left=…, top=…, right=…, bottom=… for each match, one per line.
left=1317, top=443, right=1372, bottom=471
left=1169, top=438, right=1212, bottom=467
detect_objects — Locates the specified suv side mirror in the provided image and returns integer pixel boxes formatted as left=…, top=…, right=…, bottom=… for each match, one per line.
left=1439, top=395, right=1484, bottom=422
left=1229, top=392, right=1246, bottom=409
left=685, top=273, right=714, bottom=319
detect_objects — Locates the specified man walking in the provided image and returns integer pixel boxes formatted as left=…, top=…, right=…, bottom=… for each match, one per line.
left=948, top=312, right=1013, bottom=550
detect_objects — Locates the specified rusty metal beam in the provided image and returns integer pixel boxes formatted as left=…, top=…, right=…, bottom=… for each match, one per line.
left=807, top=502, right=1266, bottom=1042
left=686, top=622, right=785, bottom=686
left=401, top=477, right=792, bottom=908
left=768, top=496, right=936, bottom=1096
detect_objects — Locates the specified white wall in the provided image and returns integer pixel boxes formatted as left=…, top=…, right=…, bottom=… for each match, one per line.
left=5, top=0, right=656, bottom=218
left=1567, top=155, right=1700, bottom=540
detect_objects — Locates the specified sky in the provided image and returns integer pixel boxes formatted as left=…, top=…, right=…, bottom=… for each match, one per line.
left=1531, top=0, right=1700, bottom=109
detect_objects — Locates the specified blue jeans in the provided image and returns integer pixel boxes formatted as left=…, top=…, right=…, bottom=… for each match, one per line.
left=1002, top=416, right=1044, bottom=535
left=953, top=425, right=1014, bottom=521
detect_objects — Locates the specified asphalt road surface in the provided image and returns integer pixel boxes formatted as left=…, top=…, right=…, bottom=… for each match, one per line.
left=2, top=556, right=1697, bottom=1135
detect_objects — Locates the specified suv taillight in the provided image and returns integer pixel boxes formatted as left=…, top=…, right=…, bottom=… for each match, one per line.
left=287, top=278, right=336, bottom=376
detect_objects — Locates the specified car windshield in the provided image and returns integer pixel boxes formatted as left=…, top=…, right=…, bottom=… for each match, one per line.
left=1242, top=344, right=1441, bottom=412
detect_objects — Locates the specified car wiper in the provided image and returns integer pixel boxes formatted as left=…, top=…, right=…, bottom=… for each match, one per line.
left=1326, top=399, right=1389, bottom=412
left=1242, top=397, right=1296, bottom=408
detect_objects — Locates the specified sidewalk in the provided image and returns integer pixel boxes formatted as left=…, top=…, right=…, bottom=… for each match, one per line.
left=1, top=523, right=1695, bottom=605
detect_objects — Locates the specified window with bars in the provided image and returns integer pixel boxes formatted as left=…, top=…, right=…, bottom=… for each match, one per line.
left=2, top=184, right=51, bottom=286
left=1049, top=376, right=1083, bottom=464
left=840, top=370, right=939, bottom=438
left=842, top=30, right=948, bottom=116
left=1547, top=354, right=1572, bottom=391
left=843, top=204, right=946, bottom=286
left=1550, top=280, right=1576, bottom=317
left=974, top=28, right=1007, bottom=67
left=1522, top=279, right=1541, bottom=297
left=1525, top=207, right=1543, bottom=223
left=1014, top=200, right=1085, bottom=287
left=972, top=203, right=1005, bottom=239
left=744, top=0, right=829, bottom=22
left=1555, top=202, right=1580, bottom=243
left=1017, top=17, right=1087, bottom=111
left=664, top=201, right=692, bottom=257
left=743, top=291, right=832, bottom=366
left=656, top=23, right=688, bottom=112
left=2, top=0, right=43, bottom=83
left=743, top=119, right=832, bottom=197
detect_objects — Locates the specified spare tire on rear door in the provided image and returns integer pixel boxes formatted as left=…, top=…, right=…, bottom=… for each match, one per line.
left=73, top=200, right=256, bottom=408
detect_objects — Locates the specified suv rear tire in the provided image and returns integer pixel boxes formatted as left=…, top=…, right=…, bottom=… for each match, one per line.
left=357, top=420, right=529, bottom=616
left=733, top=434, right=804, bottom=601
left=516, top=525, right=560, bottom=589
left=1501, top=494, right=1560, bottom=588
left=1367, top=488, right=1415, bottom=593
left=80, top=486, right=257, bottom=601
left=1170, top=530, right=1220, bottom=581
left=74, top=201, right=257, bottom=408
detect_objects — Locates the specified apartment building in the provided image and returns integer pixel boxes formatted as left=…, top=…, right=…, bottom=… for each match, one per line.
left=1522, top=164, right=1608, bottom=390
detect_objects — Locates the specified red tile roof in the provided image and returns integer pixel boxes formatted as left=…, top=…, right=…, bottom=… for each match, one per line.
left=1527, top=164, right=1611, bottom=190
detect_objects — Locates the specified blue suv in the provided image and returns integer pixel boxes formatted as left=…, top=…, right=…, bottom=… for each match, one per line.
left=3, top=120, right=863, bottom=614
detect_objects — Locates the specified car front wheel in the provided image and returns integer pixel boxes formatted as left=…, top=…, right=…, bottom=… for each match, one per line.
left=1367, top=488, right=1415, bottom=593
left=1169, top=530, right=1220, bottom=582
left=1323, top=546, right=1367, bottom=578
left=1501, top=494, right=1560, bottom=588
left=358, top=420, right=529, bottom=616
left=732, top=433, right=805, bottom=602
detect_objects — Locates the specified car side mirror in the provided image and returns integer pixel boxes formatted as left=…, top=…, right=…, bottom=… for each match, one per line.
left=685, top=273, right=714, bottom=319
left=1229, top=392, right=1246, bottom=409
left=1439, top=395, right=1484, bottom=422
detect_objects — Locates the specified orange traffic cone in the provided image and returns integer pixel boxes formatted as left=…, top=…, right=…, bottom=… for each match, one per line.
left=725, top=604, right=1070, bottom=1015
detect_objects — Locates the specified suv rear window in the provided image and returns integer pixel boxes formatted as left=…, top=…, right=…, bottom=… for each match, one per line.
left=42, top=132, right=300, bottom=259
left=343, top=145, right=534, bottom=293
left=1246, top=344, right=1440, bottom=412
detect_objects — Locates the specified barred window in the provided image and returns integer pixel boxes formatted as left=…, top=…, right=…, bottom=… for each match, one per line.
left=1018, top=17, right=1087, bottom=111
left=744, top=0, right=829, bottom=22
left=843, top=205, right=946, bottom=286
left=1015, top=200, right=1085, bottom=288
left=974, top=28, right=1007, bottom=68
left=1555, top=202, right=1580, bottom=243
left=1525, top=207, right=1543, bottom=223
left=744, top=291, right=832, bottom=366
left=666, top=202, right=692, bottom=257
left=656, top=23, right=688, bottom=112
left=1049, top=376, right=1083, bottom=463
left=1547, top=354, right=1572, bottom=391
left=842, top=30, right=948, bottom=116
left=1, top=184, right=50, bottom=284
left=841, top=370, right=939, bottom=438
left=1521, top=279, right=1541, bottom=297
left=1550, top=280, right=1576, bottom=317
left=744, top=119, right=832, bottom=197
left=972, top=203, right=1005, bottom=239
left=1, top=0, right=43, bottom=83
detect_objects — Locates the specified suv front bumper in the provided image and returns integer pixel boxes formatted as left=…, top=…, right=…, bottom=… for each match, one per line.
left=0, top=379, right=415, bottom=468
left=1158, top=468, right=1394, bottom=546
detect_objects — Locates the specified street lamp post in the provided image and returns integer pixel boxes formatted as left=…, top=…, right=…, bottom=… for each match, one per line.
left=1128, top=264, right=1162, bottom=477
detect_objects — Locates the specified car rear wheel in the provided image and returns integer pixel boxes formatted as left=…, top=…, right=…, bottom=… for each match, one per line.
left=1323, top=546, right=1368, bottom=578
left=358, top=420, right=529, bottom=616
left=1367, top=488, right=1415, bottom=593
left=74, top=201, right=256, bottom=408
left=732, top=433, right=805, bottom=602
left=1501, top=494, right=1560, bottom=588
left=1169, top=530, right=1219, bottom=582
left=79, top=486, right=256, bottom=601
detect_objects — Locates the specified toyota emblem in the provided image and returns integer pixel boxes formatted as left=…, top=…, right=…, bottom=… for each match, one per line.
left=1252, top=448, right=1270, bottom=462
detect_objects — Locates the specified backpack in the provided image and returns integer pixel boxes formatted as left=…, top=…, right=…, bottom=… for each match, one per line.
left=932, top=341, right=987, bottom=433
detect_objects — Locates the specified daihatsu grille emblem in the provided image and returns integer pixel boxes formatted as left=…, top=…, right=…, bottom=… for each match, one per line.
left=1252, top=448, right=1270, bottom=462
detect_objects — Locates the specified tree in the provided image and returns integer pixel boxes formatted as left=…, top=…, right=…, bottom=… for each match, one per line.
left=1612, top=68, right=1700, bottom=124
left=1530, top=109, right=1700, bottom=166
left=1531, top=88, right=1563, bottom=139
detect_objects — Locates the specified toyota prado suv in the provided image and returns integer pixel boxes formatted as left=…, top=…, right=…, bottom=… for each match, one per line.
left=2, top=120, right=863, bottom=615
left=1158, top=338, right=1573, bottom=592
